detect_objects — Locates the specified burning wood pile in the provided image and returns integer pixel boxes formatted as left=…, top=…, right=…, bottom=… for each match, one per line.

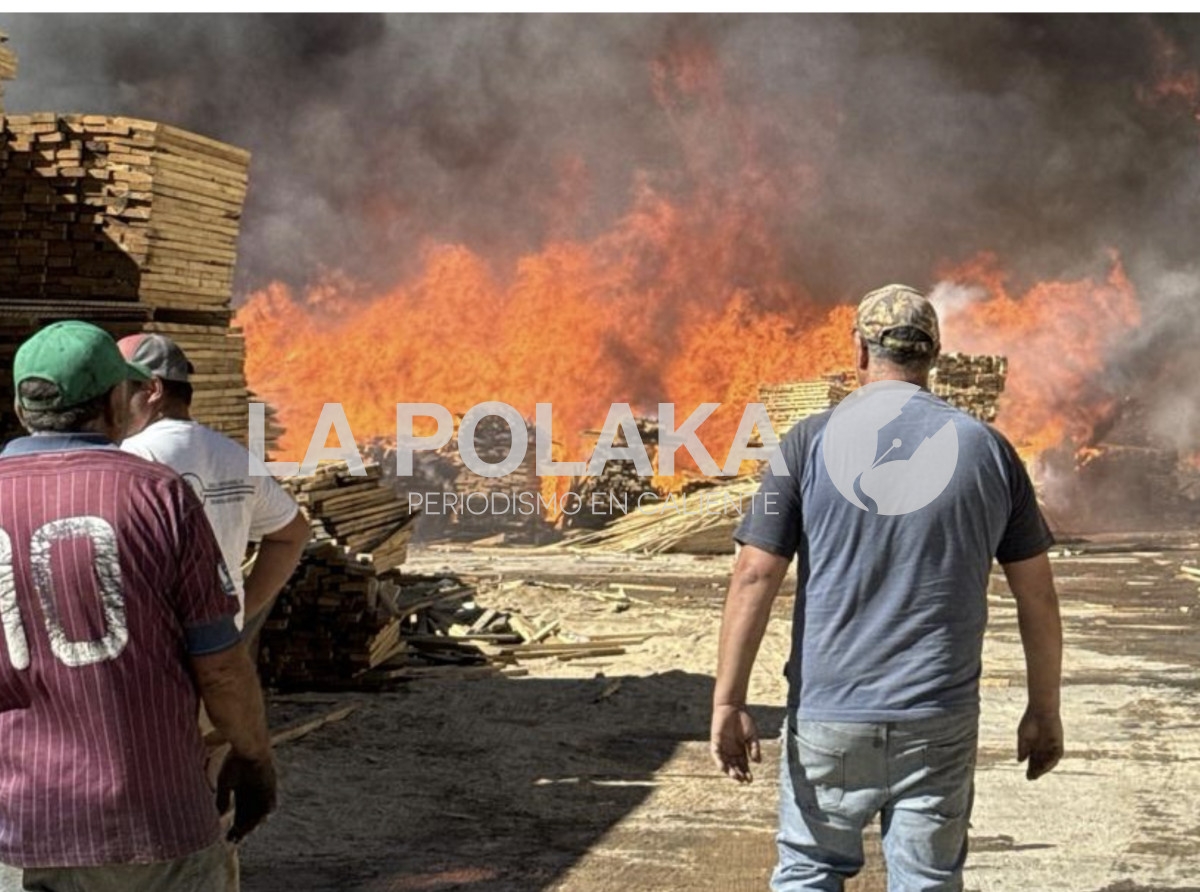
left=563, top=355, right=1009, bottom=554
left=439, top=414, right=541, bottom=534
left=363, top=417, right=548, bottom=541
left=929, top=353, right=1008, bottom=422
left=565, top=418, right=661, bottom=530
left=1044, top=397, right=1200, bottom=531
left=0, top=91, right=263, bottom=448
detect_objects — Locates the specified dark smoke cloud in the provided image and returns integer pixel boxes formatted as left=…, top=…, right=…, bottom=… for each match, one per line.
left=2, top=14, right=1198, bottom=317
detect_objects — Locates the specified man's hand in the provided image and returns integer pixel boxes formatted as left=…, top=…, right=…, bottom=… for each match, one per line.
left=711, top=704, right=761, bottom=784
left=216, top=753, right=278, bottom=842
left=1017, top=707, right=1063, bottom=780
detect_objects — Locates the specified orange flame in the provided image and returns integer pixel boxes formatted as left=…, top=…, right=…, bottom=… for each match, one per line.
left=238, top=35, right=1144, bottom=491
left=933, top=252, right=1140, bottom=459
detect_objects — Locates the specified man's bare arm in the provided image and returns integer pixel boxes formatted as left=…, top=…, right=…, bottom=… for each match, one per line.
left=711, top=544, right=790, bottom=783
left=1002, top=551, right=1064, bottom=780
left=243, top=511, right=310, bottom=622
left=191, top=643, right=276, bottom=839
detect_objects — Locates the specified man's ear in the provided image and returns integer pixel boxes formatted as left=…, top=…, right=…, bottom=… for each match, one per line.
left=853, top=331, right=870, bottom=371
left=143, top=376, right=167, bottom=408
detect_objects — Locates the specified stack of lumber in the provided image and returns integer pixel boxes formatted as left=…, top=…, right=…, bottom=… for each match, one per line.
left=0, top=32, right=15, bottom=115
left=930, top=353, right=1007, bottom=422
left=565, top=418, right=661, bottom=530
left=0, top=106, right=262, bottom=448
left=0, top=115, right=247, bottom=309
left=258, top=542, right=389, bottom=688
left=259, top=547, right=496, bottom=689
left=557, top=476, right=760, bottom=554
left=285, top=461, right=419, bottom=572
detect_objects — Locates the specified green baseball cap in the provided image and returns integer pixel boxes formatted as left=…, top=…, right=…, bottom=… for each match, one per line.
left=14, top=320, right=152, bottom=411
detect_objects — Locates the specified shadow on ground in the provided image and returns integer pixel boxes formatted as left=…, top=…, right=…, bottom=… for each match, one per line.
left=240, top=670, right=785, bottom=892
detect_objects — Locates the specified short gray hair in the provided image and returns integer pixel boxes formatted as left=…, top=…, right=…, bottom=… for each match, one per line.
left=17, top=379, right=110, bottom=433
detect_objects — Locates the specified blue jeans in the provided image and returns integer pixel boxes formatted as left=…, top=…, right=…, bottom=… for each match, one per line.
left=772, top=711, right=978, bottom=892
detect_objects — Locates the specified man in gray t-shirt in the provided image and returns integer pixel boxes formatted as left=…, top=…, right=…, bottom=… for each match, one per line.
left=711, top=284, right=1064, bottom=891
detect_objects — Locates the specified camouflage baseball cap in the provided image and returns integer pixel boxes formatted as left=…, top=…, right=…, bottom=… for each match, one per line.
left=855, top=284, right=940, bottom=355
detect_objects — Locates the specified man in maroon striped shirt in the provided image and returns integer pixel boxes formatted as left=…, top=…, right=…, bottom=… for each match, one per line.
left=0, top=321, right=276, bottom=892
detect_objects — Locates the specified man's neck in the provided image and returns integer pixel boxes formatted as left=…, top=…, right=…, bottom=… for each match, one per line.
left=860, top=369, right=930, bottom=388
left=159, top=406, right=192, bottom=423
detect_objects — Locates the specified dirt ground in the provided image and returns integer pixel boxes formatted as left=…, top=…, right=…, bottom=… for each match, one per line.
left=240, top=534, right=1200, bottom=892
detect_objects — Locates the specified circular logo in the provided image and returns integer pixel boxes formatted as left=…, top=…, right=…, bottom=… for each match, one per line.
left=821, top=380, right=959, bottom=515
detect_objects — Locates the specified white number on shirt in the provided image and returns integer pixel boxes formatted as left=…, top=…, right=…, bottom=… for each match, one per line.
left=0, top=516, right=129, bottom=669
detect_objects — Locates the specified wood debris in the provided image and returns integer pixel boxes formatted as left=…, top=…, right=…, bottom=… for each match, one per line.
left=261, top=464, right=651, bottom=688
left=556, top=477, right=760, bottom=554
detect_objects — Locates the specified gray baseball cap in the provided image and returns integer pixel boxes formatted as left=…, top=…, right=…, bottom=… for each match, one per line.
left=117, top=333, right=194, bottom=383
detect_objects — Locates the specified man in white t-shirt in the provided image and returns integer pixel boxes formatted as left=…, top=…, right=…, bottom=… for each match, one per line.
left=118, top=333, right=309, bottom=634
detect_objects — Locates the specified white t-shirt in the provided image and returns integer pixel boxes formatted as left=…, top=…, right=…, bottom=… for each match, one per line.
left=121, top=418, right=299, bottom=628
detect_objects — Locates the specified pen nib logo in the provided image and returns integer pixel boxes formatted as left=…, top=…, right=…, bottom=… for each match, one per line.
left=822, top=381, right=959, bottom=515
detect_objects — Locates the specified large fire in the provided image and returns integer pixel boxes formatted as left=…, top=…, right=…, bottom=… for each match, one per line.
left=236, top=37, right=1144, bottom=481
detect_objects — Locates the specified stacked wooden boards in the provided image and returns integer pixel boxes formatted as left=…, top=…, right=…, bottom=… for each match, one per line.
left=929, top=353, right=1007, bottom=422
left=284, top=461, right=419, bottom=572
left=262, top=460, right=611, bottom=688
left=758, top=378, right=846, bottom=435
left=261, top=460, right=419, bottom=688
left=0, top=108, right=259, bottom=447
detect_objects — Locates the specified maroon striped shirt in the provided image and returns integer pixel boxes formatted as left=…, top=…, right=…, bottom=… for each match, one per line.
left=0, top=435, right=239, bottom=867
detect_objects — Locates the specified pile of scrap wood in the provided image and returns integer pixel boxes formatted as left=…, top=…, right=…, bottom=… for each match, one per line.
left=260, top=557, right=652, bottom=689
left=556, top=476, right=760, bottom=554
left=929, top=353, right=1007, bottom=422
left=0, top=94, right=265, bottom=449
left=565, top=418, right=661, bottom=530
left=1047, top=397, right=1200, bottom=531
left=364, top=581, right=654, bottom=683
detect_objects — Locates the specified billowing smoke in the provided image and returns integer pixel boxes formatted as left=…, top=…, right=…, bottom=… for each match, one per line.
left=4, top=14, right=1200, bottom=498
left=4, top=15, right=1196, bottom=295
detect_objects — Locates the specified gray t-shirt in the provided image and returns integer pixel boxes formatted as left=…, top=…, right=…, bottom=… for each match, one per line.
left=735, top=388, right=1052, bottom=721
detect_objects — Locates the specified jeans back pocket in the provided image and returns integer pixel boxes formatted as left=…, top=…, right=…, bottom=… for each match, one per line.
left=792, top=728, right=846, bottom=813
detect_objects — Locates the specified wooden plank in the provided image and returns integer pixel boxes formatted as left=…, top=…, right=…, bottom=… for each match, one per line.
left=269, top=703, right=361, bottom=746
